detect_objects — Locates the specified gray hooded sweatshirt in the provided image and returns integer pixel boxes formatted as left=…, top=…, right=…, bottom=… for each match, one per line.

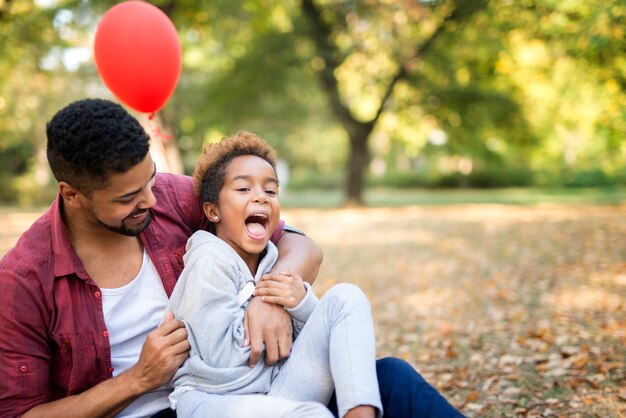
left=168, top=230, right=318, bottom=396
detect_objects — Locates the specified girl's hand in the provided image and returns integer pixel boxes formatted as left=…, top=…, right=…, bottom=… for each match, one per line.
left=254, top=270, right=307, bottom=309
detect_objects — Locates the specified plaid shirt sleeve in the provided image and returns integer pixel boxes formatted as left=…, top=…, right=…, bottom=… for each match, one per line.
left=0, top=266, right=52, bottom=417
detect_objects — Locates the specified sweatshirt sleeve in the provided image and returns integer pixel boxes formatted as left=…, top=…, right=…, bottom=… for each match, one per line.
left=168, top=245, right=249, bottom=369
left=285, top=282, right=319, bottom=336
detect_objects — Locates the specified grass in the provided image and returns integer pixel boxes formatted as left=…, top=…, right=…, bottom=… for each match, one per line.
left=280, top=186, right=626, bottom=208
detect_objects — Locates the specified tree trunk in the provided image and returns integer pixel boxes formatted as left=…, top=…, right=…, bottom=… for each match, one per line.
left=300, top=0, right=465, bottom=206
left=345, top=130, right=369, bottom=206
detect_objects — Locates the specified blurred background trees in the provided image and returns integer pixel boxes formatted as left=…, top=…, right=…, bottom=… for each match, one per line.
left=1, top=0, right=624, bottom=206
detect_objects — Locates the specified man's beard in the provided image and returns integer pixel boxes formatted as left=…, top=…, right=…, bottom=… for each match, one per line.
left=94, top=209, right=152, bottom=237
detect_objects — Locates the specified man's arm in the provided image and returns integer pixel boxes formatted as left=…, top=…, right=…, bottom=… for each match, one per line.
left=21, top=314, right=189, bottom=418
left=272, top=230, right=323, bottom=284
left=245, top=231, right=323, bottom=367
left=23, top=373, right=140, bottom=418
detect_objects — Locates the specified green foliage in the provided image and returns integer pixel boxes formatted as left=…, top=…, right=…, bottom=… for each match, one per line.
left=286, top=168, right=344, bottom=191
left=0, top=0, right=625, bottom=205
left=561, top=168, right=616, bottom=188
left=280, top=185, right=626, bottom=208
left=368, top=164, right=534, bottom=189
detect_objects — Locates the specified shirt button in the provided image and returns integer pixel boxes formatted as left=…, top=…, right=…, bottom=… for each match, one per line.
left=94, top=291, right=102, bottom=298
left=108, top=367, right=115, bottom=374
left=103, top=330, right=109, bottom=338
left=19, top=365, right=28, bottom=373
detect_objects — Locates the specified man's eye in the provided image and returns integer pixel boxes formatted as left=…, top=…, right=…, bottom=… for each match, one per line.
left=119, top=199, right=134, bottom=205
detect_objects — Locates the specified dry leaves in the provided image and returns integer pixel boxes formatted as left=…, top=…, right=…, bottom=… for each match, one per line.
left=2, top=204, right=625, bottom=417
left=284, top=204, right=626, bottom=417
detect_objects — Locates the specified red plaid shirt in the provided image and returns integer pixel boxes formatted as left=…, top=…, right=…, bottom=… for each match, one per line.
left=0, top=173, right=212, bottom=417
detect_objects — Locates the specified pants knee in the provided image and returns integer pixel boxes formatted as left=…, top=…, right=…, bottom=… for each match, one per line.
left=375, top=357, right=465, bottom=417
left=324, top=283, right=370, bottom=310
left=376, top=357, right=425, bottom=386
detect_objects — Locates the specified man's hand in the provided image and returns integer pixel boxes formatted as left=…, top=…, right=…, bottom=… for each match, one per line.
left=20, top=313, right=190, bottom=418
left=243, top=291, right=293, bottom=368
left=126, top=311, right=190, bottom=393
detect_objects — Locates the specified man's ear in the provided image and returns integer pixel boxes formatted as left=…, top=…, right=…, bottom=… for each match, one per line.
left=58, top=181, right=86, bottom=209
left=203, top=202, right=220, bottom=223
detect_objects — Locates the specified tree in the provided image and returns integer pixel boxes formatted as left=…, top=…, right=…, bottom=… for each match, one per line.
left=296, top=0, right=486, bottom=204
left=0, top=0, right=88, bottom=203
left=1, top=0, right=624, bottom=205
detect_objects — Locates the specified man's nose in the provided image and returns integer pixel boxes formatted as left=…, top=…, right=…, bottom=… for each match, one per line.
left=137, top=185, right=157, bottom=209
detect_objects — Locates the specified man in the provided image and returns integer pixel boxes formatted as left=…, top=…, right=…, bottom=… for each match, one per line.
left=0, top=99, right=463, bottom=417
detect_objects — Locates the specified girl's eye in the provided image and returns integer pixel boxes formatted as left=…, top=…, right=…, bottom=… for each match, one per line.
left=265, top=189, right=277, bottom=195
left=236, top=187, right=250, bottom=192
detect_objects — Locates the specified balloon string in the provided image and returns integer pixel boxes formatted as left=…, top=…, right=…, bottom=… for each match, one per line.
left=147, top=112, right=174, bottom=141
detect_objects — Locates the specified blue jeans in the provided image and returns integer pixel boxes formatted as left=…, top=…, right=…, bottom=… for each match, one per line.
left=327, top=357, right=465, bottom=418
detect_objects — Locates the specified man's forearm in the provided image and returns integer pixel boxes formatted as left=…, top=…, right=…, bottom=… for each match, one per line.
left=273, top=231, right=323, bottom=284
left=21, top=370, right=144, bottom=418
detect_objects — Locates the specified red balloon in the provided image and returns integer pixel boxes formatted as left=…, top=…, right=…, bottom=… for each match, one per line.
left=94, top=1, right=181, bottom=113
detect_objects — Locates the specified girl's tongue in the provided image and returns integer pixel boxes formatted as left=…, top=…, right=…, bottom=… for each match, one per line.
left=245, top=222, right=267, bottom=240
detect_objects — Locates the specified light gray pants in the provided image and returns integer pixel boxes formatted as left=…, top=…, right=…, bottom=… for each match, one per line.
left=176, top=283, right=382, bottom=418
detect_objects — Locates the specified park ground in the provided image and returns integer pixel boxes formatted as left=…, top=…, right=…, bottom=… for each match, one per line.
left=1, top=194, right=625, bottom=417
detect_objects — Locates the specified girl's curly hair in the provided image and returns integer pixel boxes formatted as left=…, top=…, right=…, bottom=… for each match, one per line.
left=194, top=131, right=277, bottom=204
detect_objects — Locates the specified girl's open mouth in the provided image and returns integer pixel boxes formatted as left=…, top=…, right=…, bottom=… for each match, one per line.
left=245, top=213, right=269, bottom=240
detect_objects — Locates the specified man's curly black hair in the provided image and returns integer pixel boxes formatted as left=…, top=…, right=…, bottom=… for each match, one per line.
left=46, top=98, right=150, bottom=194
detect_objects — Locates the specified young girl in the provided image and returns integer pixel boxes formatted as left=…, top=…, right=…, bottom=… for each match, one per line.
left=167, top=131, right=382, bottom=418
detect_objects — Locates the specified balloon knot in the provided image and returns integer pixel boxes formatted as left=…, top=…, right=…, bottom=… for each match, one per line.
left=147, top=112, right=174, bottom=141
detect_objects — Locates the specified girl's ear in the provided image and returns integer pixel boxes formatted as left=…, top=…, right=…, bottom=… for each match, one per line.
left=203, top=202, right=220, bottom=223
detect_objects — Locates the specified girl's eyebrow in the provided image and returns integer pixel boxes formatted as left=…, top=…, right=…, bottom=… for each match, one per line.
left=232, top=174, right=279, bottom=185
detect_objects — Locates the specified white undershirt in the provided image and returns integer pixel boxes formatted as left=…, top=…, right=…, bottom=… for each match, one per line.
left=101, top=249, right=171, bottom=417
